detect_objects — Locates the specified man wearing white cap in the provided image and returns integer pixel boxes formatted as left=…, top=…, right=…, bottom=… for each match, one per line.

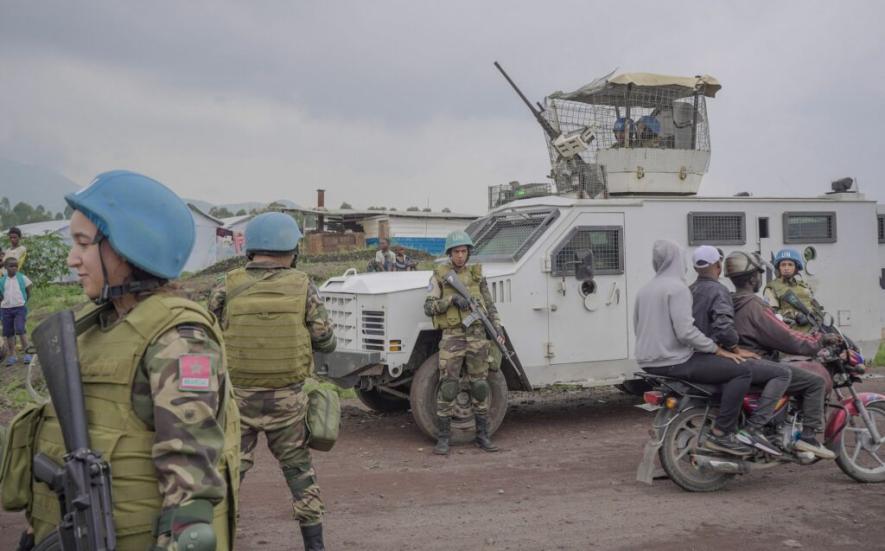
left=690, top=245, right=792, bottom=455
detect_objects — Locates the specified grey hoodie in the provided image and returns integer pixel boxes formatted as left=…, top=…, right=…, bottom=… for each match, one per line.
left=634, top=240, right=718, bottom=367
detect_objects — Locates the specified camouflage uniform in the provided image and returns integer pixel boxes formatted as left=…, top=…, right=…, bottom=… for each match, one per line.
left=424, top=260, right=501, bottom=418
left=209, top=261, right=336, bottom=527
left=763, top=276, right=819, bottom=333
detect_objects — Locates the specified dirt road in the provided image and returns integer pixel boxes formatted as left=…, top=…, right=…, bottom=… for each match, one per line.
left=4, top=381, right=885, bottom=550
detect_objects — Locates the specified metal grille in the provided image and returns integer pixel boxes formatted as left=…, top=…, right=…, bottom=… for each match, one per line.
left=552, top=226, right=624, bottom=276
left=323, top=294, right=356, bottom=349
left=472, top=208, right=560, bottom=261
left=783, top=212, right=836, bottom=244
left=361, top=309, right=385, bottom=351
left=687, top=212, right=746, bottom=245
left=488, top=182, right=553, bottom=210
left=878, top=214, right=885, bottom=243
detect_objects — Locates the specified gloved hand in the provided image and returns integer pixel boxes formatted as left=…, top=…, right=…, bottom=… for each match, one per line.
left=820, top=333, right=842, bottom=347
left=452, top=295, right=472, bottom=310
left=154, top=500, right=216, bottom=551
left=794, top=313, right=809, bottom=326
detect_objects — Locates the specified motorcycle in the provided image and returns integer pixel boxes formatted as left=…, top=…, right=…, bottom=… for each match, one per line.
left=635, top=321, right=885, bottom=492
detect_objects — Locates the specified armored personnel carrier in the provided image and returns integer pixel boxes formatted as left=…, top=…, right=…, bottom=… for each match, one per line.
left=316, top=66, right=883, bottom=443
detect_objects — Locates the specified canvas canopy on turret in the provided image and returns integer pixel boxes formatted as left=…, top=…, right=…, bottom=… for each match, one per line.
left=549, top=72, right=721, bottom=107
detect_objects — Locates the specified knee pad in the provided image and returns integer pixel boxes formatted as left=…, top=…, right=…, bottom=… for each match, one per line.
left=282, top=464, right=316, bottom=498
left=438, top=377, right=460, bottom=401
left=470, top=379, right=490, bottom=401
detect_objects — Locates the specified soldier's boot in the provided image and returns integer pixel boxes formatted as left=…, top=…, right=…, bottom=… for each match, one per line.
left=433, top=416, right=451, bottom=455
left=474, top=414, right=498, bottom=452
left=301, top=523, right=325, bottom=551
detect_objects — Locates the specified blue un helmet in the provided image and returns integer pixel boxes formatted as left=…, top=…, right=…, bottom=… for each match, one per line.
left=638, top=115, right=661, bottom=136
left=244, top=212, right=302, bottom=256
left=65, top=171, right=195, bottom=300
left=613, top=117, right=634, bottom=133
left=773, top=248, right=804, bottom=272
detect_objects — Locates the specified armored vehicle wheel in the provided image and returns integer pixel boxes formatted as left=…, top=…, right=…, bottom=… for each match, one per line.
left=357, top=388, right=410, bottom=413
left=409, top=352, right=508, bottom=444
left=33, top=531, right=60, bottom=550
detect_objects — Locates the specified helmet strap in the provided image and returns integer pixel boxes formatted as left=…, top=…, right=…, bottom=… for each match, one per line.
left=94, top=232, right=162, bottom=304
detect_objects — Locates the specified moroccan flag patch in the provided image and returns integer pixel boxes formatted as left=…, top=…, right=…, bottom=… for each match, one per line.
left=178, top=354, right=212, bottom=392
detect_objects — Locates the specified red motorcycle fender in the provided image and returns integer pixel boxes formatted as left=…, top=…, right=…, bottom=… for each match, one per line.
left=824, top=392, right=885, bottom=447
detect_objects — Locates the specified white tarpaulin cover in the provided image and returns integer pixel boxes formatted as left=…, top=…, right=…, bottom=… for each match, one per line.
left=549, top=72, right=721, bottom=106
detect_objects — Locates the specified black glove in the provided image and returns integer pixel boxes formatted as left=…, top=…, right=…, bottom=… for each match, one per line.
left=16, top=530, right=34, bottom=551
left=794, top=313, right=809, bottom=326
left=452, top=295, right=472, bottom=310
left=820, top=333, right=842, bottom=347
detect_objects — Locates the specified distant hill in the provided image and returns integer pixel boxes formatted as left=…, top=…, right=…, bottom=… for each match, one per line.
left=186, top=199, right=302, bottom=215
left=0, top=159, right=80, bottom=213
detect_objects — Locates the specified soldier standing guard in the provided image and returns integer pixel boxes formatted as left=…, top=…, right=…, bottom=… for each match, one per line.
left=3, top=171, right=240, bottom=550
left=763, top=248, right=820, bottom=333
left=424, top=231, right=505, bottom=455
left=209, top=212, right=336, bottom=551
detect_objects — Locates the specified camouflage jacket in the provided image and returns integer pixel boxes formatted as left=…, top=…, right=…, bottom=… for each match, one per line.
left=424, top=261, right=501, bottom=331
left=208, top=261, right=336, bottom=353
left=127, top=317, right=228, bottom=510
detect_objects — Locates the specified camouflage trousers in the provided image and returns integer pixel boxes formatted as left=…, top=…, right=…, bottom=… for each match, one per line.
left=236, top=385, right=324, bottom=527
left=437, top=325, right=491, bottom=418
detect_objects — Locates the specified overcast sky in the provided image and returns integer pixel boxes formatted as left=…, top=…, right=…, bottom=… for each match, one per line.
left=1, top=1, right=883, bottom=213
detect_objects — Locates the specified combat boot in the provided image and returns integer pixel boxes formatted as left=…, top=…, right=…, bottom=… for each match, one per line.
left=474, top=414, right=498, bottom=452
left=301, top=523, right=325, bottom=551
left=433, top=416, right=451, bottom=455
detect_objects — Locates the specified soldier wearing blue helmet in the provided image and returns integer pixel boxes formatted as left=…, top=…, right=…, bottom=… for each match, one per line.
left=637, top=115, right=662, bottom=147
left=4, top=171, right=240, bottom=550
left=208, top=211, right=335, bottom=551
left=764, top=248, right=821, bottom=333
left=612, top=117, right=634, bottom=148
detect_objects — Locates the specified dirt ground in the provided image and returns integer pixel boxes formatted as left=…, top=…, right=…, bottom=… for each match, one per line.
left=4, top=381, right=885, bottom=551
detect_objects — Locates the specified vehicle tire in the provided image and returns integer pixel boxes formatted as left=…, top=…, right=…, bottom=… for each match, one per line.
left=357, top=388, right=410, bottom=413
left=33, top=531, right=61, bottom=550
left=409, top=352, right=508, bottom=444
left=659, top=407, right=733, bottom=492
left=835, top=401, right=885, bottom=483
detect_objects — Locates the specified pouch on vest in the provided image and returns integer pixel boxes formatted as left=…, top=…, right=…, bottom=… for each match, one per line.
left=488, top=344, right=502, bottom=372
left=1, top=402, right=45, bottom=511
left=305, top=387, right=340, bottom=452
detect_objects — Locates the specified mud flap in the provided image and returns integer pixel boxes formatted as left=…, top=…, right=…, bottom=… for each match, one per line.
left=636, top=408, right=669, bottom=485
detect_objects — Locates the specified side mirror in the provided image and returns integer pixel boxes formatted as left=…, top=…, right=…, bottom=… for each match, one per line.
left=822, top=312, right=835, bottom=329
left=575, top=250, right=595, bottom=282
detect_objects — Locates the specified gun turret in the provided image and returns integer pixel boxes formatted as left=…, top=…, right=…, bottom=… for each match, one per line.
left=32, top=310, right=116, bottom=551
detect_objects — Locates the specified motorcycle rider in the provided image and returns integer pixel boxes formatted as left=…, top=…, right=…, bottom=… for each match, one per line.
left=725, top=250, right=837, bottom=459
left=689, top=246, right=791, bottom=455
left=763, top=248, right=820, bottom=333
left=634, top=240, right=752, bottom=456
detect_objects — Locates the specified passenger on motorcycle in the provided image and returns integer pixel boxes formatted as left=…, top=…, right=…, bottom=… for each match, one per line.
left=634, top=240, right=753, bottom=456
left=725, top=250, right=837, bottom=459
left=689, top=245, right=791, bottom=456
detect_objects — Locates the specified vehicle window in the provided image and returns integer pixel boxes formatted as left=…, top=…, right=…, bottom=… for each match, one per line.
left=878, top=214, right=884, bottom=244
left=687, top=212, right=746, bottom=245
left=552, top=226, right=624, bottom=276
left=783, top=212, right=836, bottom=244
left=471, top=209, right=560, bottom=261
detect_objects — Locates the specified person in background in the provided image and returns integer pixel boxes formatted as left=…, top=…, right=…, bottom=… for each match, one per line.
left=393, top=244, right=416, bottom=271
left=636, top=115, right=662, bottom=147
left=374, top=238, right=396, bottom=271
left=5, top=228, right=27, bottom=268
left=0, top=257, right=33, bottom=366
left=611, top=117, right=634, bottom=148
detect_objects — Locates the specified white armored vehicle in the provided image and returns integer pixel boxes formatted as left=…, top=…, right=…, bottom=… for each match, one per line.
left=316, top=67, right=883, bottom=442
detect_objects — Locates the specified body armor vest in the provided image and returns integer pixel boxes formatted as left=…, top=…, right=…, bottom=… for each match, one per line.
left=431, top=264, right=485, bottom=330
left=31, top=294, right=240, bottom=549
left=223, top=267, right=313, bottom=388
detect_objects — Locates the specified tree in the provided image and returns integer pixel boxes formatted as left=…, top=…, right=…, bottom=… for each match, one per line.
left=422, top=207, right=432, bottom=212
left=209, top=206, right=234, bottom=218
left=0, top=233, right=70, bottom=287
left=64, top=205, right=73, bottom=219
left=340, top=202, right=353, bottom=209
left=54, top=212, right=63, bottom=220
left=235, top=209, right=247, bottom=216
left=442, top=208, right=451, bottom=213
left=406, top=206, right=420, bottom=212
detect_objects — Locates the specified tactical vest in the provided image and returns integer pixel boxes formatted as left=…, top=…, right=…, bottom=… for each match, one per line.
left=223, top=267, right=314, bottom=388
left=431, top=264, right=485, bottom=330
left=766, top=277, right=815, bottom=329
left=30, top=295, right=240, bottom=550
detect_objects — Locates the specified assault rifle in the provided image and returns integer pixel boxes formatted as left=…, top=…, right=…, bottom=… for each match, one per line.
left=442, top=271, right=517, bottom=371
left=31, top=310, right=116, bottom=551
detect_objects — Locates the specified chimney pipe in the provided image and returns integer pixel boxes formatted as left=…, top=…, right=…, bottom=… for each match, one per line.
left=316, top=189, right=325, bottom=233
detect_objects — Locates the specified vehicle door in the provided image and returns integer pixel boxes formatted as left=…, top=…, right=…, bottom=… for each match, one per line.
left=545, top=212, right=628, bottom=365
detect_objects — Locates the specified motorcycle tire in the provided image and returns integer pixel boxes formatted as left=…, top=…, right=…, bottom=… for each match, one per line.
left=32, top=531, right=60, bottom=551
left=835, top=401, right=885, bottom=483
left=660, top=407, right=733, bottom=492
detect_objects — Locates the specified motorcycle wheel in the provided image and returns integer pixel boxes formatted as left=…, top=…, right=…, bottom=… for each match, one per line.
left=835, top=401, right=885, bottom=483
left=660, top=407, right=733, bottom=492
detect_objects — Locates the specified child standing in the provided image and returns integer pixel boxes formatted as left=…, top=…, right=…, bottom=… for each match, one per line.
left=1, top=257, right=32, bottom=365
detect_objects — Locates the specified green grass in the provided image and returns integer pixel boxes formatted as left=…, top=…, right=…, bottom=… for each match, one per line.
left=875, top=342, right=885, bottom=367
left=25, top=284, right=89, bottom=334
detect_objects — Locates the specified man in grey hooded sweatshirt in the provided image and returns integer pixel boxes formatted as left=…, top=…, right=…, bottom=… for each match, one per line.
left=634, top=240, right=752, bottom=456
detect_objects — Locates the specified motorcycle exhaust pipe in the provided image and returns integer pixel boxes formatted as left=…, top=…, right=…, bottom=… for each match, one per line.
left=692, top=454, right=752, bottom=474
